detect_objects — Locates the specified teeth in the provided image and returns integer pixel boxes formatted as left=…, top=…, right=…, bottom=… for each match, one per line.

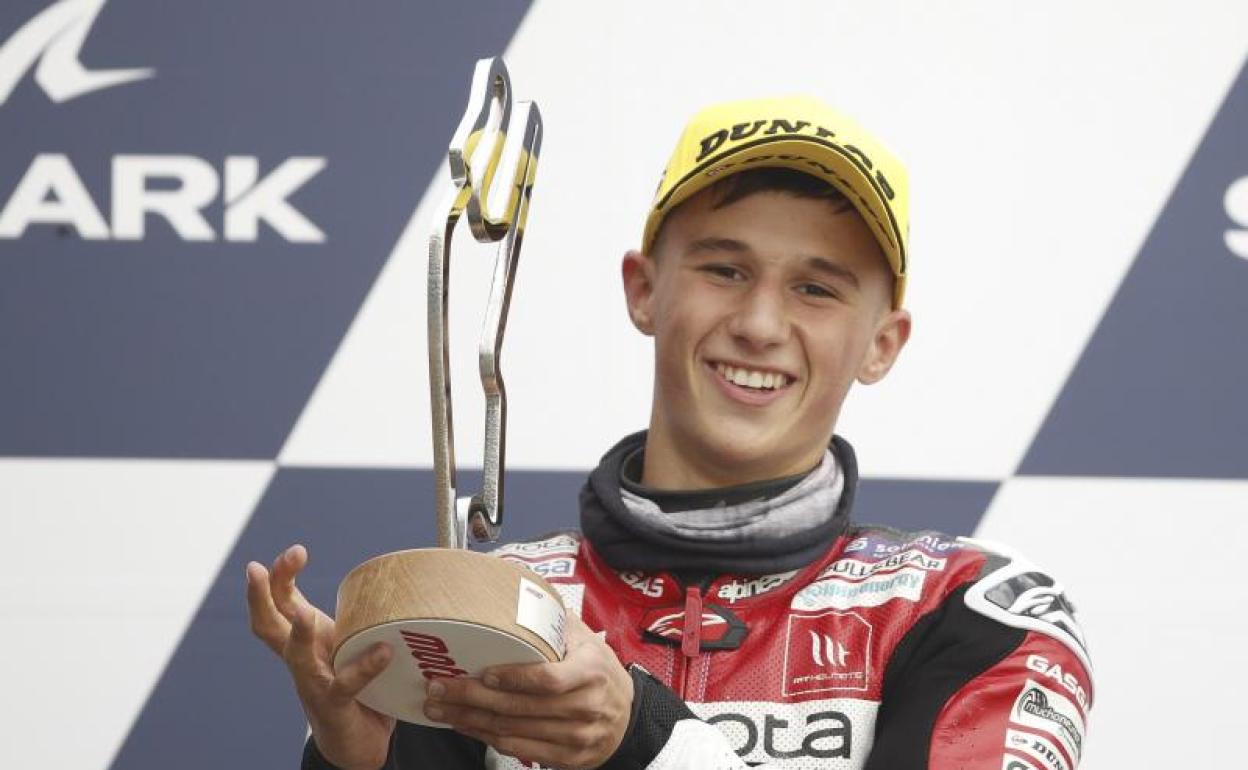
left=714, top=363, right=789, bottom=391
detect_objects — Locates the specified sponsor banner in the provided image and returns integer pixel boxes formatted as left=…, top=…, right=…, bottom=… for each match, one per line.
left=1025, top=654, right=1090, bottom=712
left=500, top=555, right=576, bottom=580
left=618, top=570, right=677, bottom=601
left=1002, top=754, right=1041, bottom=770
left=492, top=534, right=579, bottom=560
left=715, top=570, right=798, bottom=603
left=1004, top=728, right=1070, bottom=770
left=782, top=610, right=873, bottom=696
left=791, top=569, right=926, bottom=611
left=818, top=549, right=947, bottom=582
left=1010, top=679, right=1085, bottom=762
left=843, top=532, right=964, bottom=558
left=688, top=698, right=880, bottom=767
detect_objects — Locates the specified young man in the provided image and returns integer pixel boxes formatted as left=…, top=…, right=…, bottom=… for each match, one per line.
left=246, top=96, right=1093, bottom=770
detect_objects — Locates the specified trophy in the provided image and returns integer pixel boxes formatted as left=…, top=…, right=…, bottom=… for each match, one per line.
left=330, top=57, right=566, bottom=726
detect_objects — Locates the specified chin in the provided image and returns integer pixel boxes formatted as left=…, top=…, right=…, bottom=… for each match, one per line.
left=693, top=420, right=794, bottom=477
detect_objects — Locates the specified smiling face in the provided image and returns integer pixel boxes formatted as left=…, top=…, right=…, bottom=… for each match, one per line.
left=622, top=181, right=911, bottom=490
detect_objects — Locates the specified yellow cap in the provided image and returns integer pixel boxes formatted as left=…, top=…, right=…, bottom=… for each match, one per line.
left=642, top=96, right=909, bottom=308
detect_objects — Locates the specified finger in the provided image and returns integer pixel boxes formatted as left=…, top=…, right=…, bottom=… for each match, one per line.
left=326, top=643, right=393, bottom=705
left=284, top=602, right=328, bottom=679
left=432, top=674, right=591, bottom=719
left=483, top=657, right=592, bottom=696
left=269, top=544, right=313, bottom=621
left=245, top=561, right=291, bottom=653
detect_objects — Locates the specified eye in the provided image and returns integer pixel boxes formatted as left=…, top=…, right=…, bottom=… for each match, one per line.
left=699, top=264, right=746, bottom=282
left=796, top=282, right=839, bottom=300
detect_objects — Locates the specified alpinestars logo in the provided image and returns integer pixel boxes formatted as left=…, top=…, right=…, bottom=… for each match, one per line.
left=964, top=551, right=1093, bottom=674
left=0, top=0, right=153, bottom=107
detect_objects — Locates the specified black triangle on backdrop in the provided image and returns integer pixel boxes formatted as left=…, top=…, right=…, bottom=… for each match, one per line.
left=1021, top=57, right=1248, bottom=479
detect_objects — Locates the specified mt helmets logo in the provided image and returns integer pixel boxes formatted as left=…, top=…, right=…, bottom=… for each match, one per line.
left=0, top=0, right=153, bottom=106
left=782, top=610, right=873, bottom=696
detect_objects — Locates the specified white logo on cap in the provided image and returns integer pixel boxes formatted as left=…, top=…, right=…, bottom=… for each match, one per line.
left=0, top=0, right=153, bottom=107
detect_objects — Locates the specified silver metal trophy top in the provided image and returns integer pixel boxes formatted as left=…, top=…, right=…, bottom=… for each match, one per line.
left=428, top=57, right=542, bottom=549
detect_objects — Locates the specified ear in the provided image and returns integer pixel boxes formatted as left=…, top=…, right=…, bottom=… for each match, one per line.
left=621, top=249, right=657, bottom=335
left=857, top=308, right=911, bottom=385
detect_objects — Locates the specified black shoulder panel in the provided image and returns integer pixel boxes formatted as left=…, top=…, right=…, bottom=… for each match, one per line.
left=862, top=584, right=1027, bottom=770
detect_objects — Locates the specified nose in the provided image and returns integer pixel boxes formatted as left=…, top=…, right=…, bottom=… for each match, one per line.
left=726, top=283, right=790, bottom=349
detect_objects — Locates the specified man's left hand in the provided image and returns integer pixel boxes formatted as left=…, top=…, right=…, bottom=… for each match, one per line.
left=423, top=614, right=634, bottom=769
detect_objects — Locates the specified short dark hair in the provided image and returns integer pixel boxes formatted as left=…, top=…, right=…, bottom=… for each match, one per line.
left=651, top=167, right=855, bottom=254
left=708, top=167, right=854, bottom=214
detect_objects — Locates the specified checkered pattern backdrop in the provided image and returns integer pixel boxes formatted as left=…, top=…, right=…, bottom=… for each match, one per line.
left=2, top=1, right=1246, bottom=768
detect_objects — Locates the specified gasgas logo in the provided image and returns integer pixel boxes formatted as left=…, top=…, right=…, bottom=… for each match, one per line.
left=0, top=1, right=328, bottom=244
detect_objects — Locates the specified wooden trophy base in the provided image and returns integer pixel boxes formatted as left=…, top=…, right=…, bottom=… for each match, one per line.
left=333, top=549, right=566, bottom=726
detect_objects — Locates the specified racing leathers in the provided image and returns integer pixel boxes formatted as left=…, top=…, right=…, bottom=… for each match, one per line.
left=303, top=432, right=1093, bottom=769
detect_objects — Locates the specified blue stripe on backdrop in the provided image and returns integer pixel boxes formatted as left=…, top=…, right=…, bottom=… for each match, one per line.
left=0, top=0, right=532, bottom=458
left=111, top=466, right=992, bottom=767
left=1020, top=57, right=1248, bottom=480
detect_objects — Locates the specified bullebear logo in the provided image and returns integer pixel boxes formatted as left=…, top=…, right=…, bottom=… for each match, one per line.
left=0, top=0, right=153, bottom=107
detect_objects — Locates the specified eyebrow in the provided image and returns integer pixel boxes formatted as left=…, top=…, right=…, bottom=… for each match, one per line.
left=805, top=256, right=861, bottom=289
left=687, top=236, right=749, bottom=255
left=686, top=237, right=861, bottom=289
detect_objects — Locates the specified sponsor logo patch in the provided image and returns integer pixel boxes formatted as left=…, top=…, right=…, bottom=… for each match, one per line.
left=618, top=570, right=671, bottom=600
left=963, top=544, right=1092, bottom=674
left=641, top=603, right=747, bottom=651
left=818, top=549, right=947, bottom=581
left=782, top=610, right=873, bottom=695
left=1005, top=728, right=1069, bottom=770
left=688, top=698, right=880, bottom=764
left=1010, top=680, right=1085, bottom=762
left=1025, top=654, right=1090, bottom=711
left=398, top=630, right=467, bottom=681
left=791, top=569, right=925, bottom=611
left=1003, top=756, right=1041, bottom=770
left=500, top=555, right=575, bottom=580
left=843, top=532, right=963, bottom=558
left=492, top=534, right=579, bottom=560
left=716, top=570, right=798, bottom=603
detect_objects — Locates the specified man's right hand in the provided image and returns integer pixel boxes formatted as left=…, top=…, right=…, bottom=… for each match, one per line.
left=246, top=544, right=396, bottom=770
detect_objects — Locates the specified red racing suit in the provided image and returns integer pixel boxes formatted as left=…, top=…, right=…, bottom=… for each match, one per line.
left=304, top=435, right=1093, bottom=770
